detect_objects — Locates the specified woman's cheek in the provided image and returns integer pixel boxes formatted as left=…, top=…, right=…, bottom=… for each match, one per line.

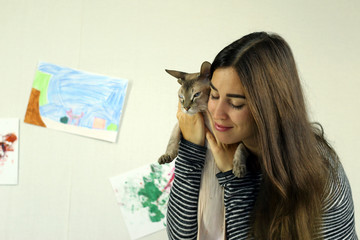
left=207, top=99, right=216, bottom=116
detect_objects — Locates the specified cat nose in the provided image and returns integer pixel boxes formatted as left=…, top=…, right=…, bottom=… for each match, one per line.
left=184, top=107, right=190, bottom=111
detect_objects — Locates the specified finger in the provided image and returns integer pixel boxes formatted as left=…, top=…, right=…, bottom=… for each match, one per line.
left=205, top=109, right=215, bottom=134
left=197, top=111, right=204, bottom=123
left=206, top=128, right=217, bottom=150
left=176, top=102, right=183, bottom=120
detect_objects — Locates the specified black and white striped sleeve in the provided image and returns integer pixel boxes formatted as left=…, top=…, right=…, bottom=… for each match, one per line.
left=166, top=138, right=206, bottom=240
left=318, top=163, right=358, bottom=240
left=216, top=170, right=262, bottom=240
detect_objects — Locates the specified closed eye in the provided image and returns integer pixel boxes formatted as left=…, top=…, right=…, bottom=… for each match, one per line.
left=211, top=94, right=244, bottom=110
left=230, top=104, right=244, bottom=110
left=210, top=94, right=219, bottom=100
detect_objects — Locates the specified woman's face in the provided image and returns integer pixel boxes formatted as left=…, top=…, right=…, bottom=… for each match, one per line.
left=208, top=67, right=258, bottom=151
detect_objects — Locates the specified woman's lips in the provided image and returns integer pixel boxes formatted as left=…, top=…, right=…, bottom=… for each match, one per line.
left=214, top=123, right=232, bottom=132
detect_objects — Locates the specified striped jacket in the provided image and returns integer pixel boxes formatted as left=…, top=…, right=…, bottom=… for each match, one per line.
left=166, top=139, right=357, bottom=240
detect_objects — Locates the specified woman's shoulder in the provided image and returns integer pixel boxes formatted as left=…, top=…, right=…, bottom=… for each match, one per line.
left=312, top=126, right=356, bottom=238
left=320, top=158, right=357, bottom=238
left=313, top=133, right=346, bottom=205
left=322, top=155, right=353, bottom=212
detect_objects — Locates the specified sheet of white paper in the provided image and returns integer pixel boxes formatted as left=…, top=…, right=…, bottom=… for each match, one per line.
left=109, top=162, right=175, bottom=240
left=0, top=118, right=19, bottom=185
left=24, top=62, right=128, bottom=142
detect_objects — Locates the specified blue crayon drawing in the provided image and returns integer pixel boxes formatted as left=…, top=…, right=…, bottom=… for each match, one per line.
left=25, top=62, right=128, bottom=142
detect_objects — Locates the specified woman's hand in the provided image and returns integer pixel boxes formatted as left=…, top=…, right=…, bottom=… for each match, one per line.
left=177, top=103, right=205, bottom=146
left=206, top=129, right=237, bottom=172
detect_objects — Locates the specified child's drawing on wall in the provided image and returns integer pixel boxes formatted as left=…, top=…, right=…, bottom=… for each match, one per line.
left=0, top=118, right=19, bottom=185
left=24, top=62, right=128, bottom=142
left=109, top=162, right=175, bottom=240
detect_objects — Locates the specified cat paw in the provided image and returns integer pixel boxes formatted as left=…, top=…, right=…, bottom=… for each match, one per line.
left=232, top=166, right=246, bottom=178
left=158, top=154, right=173, bottom=164
left=233, top=157, right=247, bottom=178
left=232, top=143, right=248, bottom=178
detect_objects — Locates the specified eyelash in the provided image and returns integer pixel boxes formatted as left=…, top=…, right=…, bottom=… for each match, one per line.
left=231, top=104, right=244, bottom=110
left=210, top=94, right=244, bottom=110
left=210, top=94, right=219, bottom=100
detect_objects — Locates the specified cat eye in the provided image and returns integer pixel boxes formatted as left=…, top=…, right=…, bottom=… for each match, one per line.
left=194, top=92, right=201, bottom=98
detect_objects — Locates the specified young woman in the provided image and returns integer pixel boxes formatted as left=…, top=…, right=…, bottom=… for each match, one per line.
left=166, top=32, right=357, bottom=239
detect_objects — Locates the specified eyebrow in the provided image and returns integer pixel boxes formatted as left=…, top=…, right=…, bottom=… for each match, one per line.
left=210, top=82, right=246, bottom=99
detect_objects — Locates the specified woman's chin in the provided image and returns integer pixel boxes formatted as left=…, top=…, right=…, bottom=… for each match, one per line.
left=213, top=133, right=237, bottom=145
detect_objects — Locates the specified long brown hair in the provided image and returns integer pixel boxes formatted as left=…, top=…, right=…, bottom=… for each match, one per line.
left=210, top=32, right=337, bottom=239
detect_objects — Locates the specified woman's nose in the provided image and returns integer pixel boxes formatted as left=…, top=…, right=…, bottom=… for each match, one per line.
left=213, top=101, right=227, bottom=120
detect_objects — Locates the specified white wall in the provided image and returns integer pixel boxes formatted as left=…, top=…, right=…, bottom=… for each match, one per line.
left=0, top=0, right=358, bottom=239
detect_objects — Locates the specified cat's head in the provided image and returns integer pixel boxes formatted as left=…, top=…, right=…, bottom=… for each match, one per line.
left=165, top=61, right=211, bottom=115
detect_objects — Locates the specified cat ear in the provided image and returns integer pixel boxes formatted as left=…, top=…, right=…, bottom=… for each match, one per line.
left=200, top=61, right=211, bottom=79
left=165, top=69, right=187, bottom=80
left=177, top=79, right=184, bottom=85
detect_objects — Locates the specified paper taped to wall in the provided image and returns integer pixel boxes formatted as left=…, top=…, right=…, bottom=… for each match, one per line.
left=24, top=62, right=128, bottom=142
left=109, top=162, right=175, bottom=239
left=0, top=118, right=19, bottom=185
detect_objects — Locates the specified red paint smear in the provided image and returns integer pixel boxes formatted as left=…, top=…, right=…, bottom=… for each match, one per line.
left=5, top=133, right=17, bottom=143
left=1, top=133, right=17, bottom=162
left=162, top=167, right=175, bottom=192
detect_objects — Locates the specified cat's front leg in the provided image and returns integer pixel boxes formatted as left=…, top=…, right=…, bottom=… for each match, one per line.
left=158, top=123, right=181, bottom=164
left=232, top=143, right=248, bottom=178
